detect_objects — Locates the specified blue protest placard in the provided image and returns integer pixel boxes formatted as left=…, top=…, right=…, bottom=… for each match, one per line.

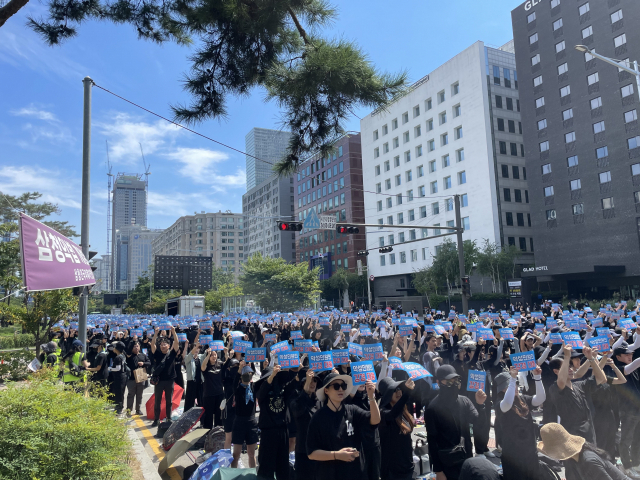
left=265, top=334, right=277, bottom=343
left=434, top=325, right=446, bottom=335
left=199, top=335, right=213, bottom=346
left=319, top=317, right=330, bottom=326
left=535, top=323, right=545, bottom=333
left=341, top=324, right=352, bottom=332
left=234, top=339, right=252, bottom=353
left=177, top=333, right=188, bottom=342
left=158, top=324, right=172, bottom=331
left=222, top=328, right=229, bottom=335
left=596, top=327, right=611, bottom=338
left=270, top=340, right=290, bottom=354
left=619, top=319, right=636, bottom=330
left=561, top=332, right=583, bottom=349
left=351, top=361, right=377, bottom=385
left=549, top=333, right=563, bottom=344
left=294, top=339, right=313, bottom=353
left=388, top=356, right=403, bottom=369
left=592, top=318, right=603, bottom=328
left=92, top=328, right=103, bottom=335
left=477, top=329, right=495, bottom=341
left=399, top=362, right=432, bottom=381
left=467, top=370, right=486, bottom=392
left=309, top=351, right=334, bottom=372
left=348, top=342, right=363, bottom=357
left=332, top=349, right=350, bottom=365
left=466, top=322, right=478, bottom=333
left=130, top=328, right=144, bottom=338
left=230, top=331, right=245, bottom=338
left=499, top=328, right=515, bottom=340
left=398, top=325, right=414, bottom=337
left=363, top=343, right=384, bottom=361
left=210, top=340, right=225, bottom=351
left=359, top=326, right=372, bottom=336
left=510, top=351, right=537, bottom=372
left=290, top=330, right=304, bottom=340
left=588, top=336, right=610, bottom=352
left=200, top=321, right=212, bottom=330
left=277, top=351, right=300, bottom=368
left=246, top=348, right=266, bottom=362
left=376, top=321, right=386, bottom=329
left=546, top=318, right=558, bottom=329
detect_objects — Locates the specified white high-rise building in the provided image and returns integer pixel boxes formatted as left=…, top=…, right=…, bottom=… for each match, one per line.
left=361, top=41, right=533, bottom=300
left=245, top=128, right=292, bottom=191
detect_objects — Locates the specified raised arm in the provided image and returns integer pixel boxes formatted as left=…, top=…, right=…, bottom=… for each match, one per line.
left=171, top=327, right=179, bottom=352
left=150, top=327, right=159, bottom=354
left=557, top=344, right=572, bottom=391
left=366, top=381, right=380, bottom=425
left=531, top=366, right=546, bottom=407
left=584, top=347, right=606, bottom=385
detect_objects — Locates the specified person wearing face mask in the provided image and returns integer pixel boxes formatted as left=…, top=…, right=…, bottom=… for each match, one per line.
left=377, top=377, right=416, bottom=480
left=125, top=342, right=151, bottom=416
left=200, top=347, right=226, bottom=429
left=306, top=373, right=380, bottom=480
left=425, top=365, right=488, bottom=480
left=291, top=368, right=321, bottom=480
left=231, top=361, right=258, bottom=469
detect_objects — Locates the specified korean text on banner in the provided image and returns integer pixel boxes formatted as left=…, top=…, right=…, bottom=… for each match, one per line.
left=309, top=351, right=334, bottom=372
left=499, top=328, right=515, bottom=340
left=596, top=328, right=611, bottom=338
left=19, top=213, right=95, bottom=291
left=210, top=341, right=225, bottom=351
left=294, top=340, right=313, bottom=353
left=363, top=343, right=384, bottom=361
left=341, top=324, right=352, bottom=332
left=467, top=370, right=486, bottom=392
left=587, top=336, right=610, bottom=352
left=561, top=332, right=584, bottom=349
left=245, top=348, right=266, bottom=362
left=233, top=340, right=252, bottom=353
left=348, top=342, right=363, bottom=357
left=199, top=335, right=213, bottom=346
left=549, top=333, right=563, bottom=344
left=477, top=329, right=495, bottom=341
left=332, top=349, right=350, bottom=365
left=399, top=362, right=432, bottom=381
left=277, top=351, right=300, bottom=369
left=510, top=352, right=537, bottom=372
left=270, top=340, right=290, bottom=354
left=351, top=361, right=377, bottom=386
left=290, top=330, right=304, bottom=340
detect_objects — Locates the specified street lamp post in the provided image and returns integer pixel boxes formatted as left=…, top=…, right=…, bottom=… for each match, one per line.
left=575, top=45, right=640, bottom=94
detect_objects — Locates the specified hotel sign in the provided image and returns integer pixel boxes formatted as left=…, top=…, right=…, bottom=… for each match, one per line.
left=524, top=0, right=541, bottom=10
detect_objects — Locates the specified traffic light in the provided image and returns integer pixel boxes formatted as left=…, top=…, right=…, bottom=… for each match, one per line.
left=379, top=246, right=393, bottom=253
left=278, top=222, right=303, bottom=231
left=357, top=250, right=369, bottom=256
left=336, top=225, right=360, bottom=234
left=461, top=276, right=470, bottom=296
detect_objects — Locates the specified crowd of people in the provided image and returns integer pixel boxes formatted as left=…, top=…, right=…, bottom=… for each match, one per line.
left=41, top=299, right=640, bottom=480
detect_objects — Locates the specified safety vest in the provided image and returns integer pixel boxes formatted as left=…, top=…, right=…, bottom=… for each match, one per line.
left=63, top=351, right=85, bottom=383
left=52, top=338, right=62, bottom=358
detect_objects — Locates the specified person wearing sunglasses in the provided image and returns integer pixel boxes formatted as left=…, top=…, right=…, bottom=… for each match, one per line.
left=425, top=365, right=487, bottom=480
left=307, top=372, right=380, bottom=480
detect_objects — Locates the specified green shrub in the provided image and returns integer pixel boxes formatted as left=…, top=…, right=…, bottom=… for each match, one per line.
left=0, top=326, right=19, bottom=336
left=0, top=373, right=131, bottom=480
left=0, top=336, right=14, bottom=350
left=0, top=349, right=33, bottom=381
left=14, top=333, right=34, bottom=348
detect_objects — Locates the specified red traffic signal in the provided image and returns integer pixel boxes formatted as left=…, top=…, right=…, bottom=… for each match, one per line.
left=336, top=225, right=360, bottom=234
left=278, top=222, right=302, bottom=231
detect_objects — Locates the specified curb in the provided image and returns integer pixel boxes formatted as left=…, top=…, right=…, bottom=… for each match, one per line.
left=128, top=427, right=164, bottom=480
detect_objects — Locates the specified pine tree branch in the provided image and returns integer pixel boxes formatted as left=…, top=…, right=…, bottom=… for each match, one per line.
left=0, top=0, right=30, bottom=29
left=287, top=7, right=310, bottom=46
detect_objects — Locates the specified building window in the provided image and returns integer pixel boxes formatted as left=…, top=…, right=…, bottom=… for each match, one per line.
left=591, top=97, right=602, bottom=110
left=531, top=54, right=541, bottom=66
left=506, top=98, right=513, bottom=110
left=444, top=176, right=451, bottom=189
left=377, top=200, right=382, bottom=212
left=570, top=179, right=581, bottom=191
left=453, top=104, right=461, bottom=117
left=440, top=111, right=447, bottom=125
left=527, top=11, right=536, bottom=23
left=386, top=197, right=392, bottom=208
left=593, top=121, right=605, bottom=134
left=455, top=126, right=463, bottom=139
left=376, top=182, right=382, bottom=193
left=544, top=186, right=554, bottom=197
left=456, top=149, right=465, bottom=162
left=428, top=140, right=435, bottom=151
left=417, top=165, right=424, bottom=177
left=461, top=193, right=468, bottom=207
left=538, top=119, right=548, bottom=130
left=408, top=189, right=414, bottom=201
left=629, top=136, right=640, bottom=150
left=442, top=155, right=450, bottom=168
left=572, top=203, right=584, bottom=215
left=565, top=132, right=576, bottom=143
left=496, top=96, right=503, bottom=108
left=587, top=72, right=599, bottom=85
left=611, top=9, right=623, bottom=23
left=579, top=2, right=590, bottom=15
left=560, top=85, right=571, bottom=98
left=438, top=91, right=445, bottom=103
left=375, top=165, right=380, bottom=176
left=614, top=34, right=627, bottom=48
left=567, top=155, right=579, bottom=167
left=380, top=255, right=386, bottom=266
left=533, top=75, right=543, bottom=87
left=403, top=131, right=410, bottom=143
left=498, top=118, right=505, bottom=131
left=413, top=105, right=420, bottom=117
left=396, top=193, right=403, bottom=205
left=418, top=185, right=426, bottom=197
left=625, top=110, right=638, bottom=124
left=535, top=97, right=545, bottom=108
left=546, top=210, right=556, bottom=220
left=602, top=197, right=614, bottom=210
left=504, top=189, right=511, bottom=202
left=406, top=170, right=412, bottom=182
left=392, top=118, right=398, bottom=130
left=400, top=252, right=406, bottom=264
left=599, top=171, right=612, bottom=184
left=582, top=26, right=593, bottom=39
left=395, top=175, right=401, bottom=186
left=596, top=146, right=608, bottom=159
left=452, top=83, right=460, bottom=95
left=441, top=133, right=449, bottom=146
left=420, top=206, right=427, bottom=218
left=458, top=171, right=466, bottom=185
left=432, top=202, right=440, bottom=215
left=556, top=40, right=566, bottom=53
left=622, top=85, right=635, bottom=98
left=512, top=166, right=519, bottom=179
left=558, top=63, right=568, bottom=75
left=542, top=163, right=552, bottom=174
left=500, top=141, right=507, bottom=155
left=425, top=99, right=432, bottom=111
left=506, top=212, right=514, bottom=226
left=511, top=143, right=518, bottom=156
left=529, top=33, right=538, bottom=45
left=540, top=141, right=550, bottom=152
left=431, top=181, right=438, bottom=194
left=385, top=179, right=391, bottom=190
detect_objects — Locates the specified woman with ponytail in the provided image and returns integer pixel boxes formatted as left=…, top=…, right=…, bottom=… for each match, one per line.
left=377, top=377, right=416, bottom=480
left=494, top=365, right=546, bottom=480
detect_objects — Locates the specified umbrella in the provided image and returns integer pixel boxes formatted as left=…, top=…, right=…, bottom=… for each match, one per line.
left=158, top=427, right=208, bottom=475
left=145, top=384, right=184, bottom=421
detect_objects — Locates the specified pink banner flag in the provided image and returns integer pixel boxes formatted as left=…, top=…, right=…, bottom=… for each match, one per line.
left=19, top=213, right=95, bottom=291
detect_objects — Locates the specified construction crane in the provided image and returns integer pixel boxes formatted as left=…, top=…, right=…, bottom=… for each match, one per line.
left=106, top=141, right=114, bottom=292
left=139, top=143, right=151, bottom=188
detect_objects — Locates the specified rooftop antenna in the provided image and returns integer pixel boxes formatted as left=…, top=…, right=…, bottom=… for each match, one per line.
left=106, top=141, right=114, bottom=292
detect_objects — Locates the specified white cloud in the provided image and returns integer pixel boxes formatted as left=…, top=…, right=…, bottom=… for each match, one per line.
left=11, top=105, right=59, bottom=122
left=147, top=191, right=225, bottom=218
left=0, top=165, right=82, bottom=210
left=96, top=113, right=181, bottom=165
left=8, top=104, right=74, bottom=147
left=163, top=147, right=246, bottom=189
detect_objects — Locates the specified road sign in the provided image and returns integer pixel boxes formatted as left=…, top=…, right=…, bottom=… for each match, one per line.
left=320, top=215, right=336, bottom=230
left=303, top=210, right=321, bottom=230
left=245, top=300, right=255, bottom=307
left=370, top=275, right=375, bottom=281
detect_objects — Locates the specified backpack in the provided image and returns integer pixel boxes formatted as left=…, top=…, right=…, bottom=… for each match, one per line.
left=120, top=354, right=131, bottom=378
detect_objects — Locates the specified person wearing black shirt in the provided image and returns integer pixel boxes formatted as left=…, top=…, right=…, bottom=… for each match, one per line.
left=256, top=365, right=298, bottom=480
left=231, top=362, right=259, bottom=468
left=107, top=341, right=129, bottom=415
left=150, top=327, right=179, bottom=427
left=377, top=377, right=416, bottom=480
left=291, top=369, right=321, bottom=480
left=85, top=341, right=109, bottom=386
left=425, top=365, right=488, bottom=480
left=306, top=373, right=380, bottom=480
left=200, top=347, right=226, bottom=429
left=126, top=342, right=151, bottom=416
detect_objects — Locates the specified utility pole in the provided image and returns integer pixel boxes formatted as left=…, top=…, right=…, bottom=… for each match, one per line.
left=79, top=77, right=93, bottom=353
left=454, top=195, right=468, bottom=315
left=367, top=274, right=372, bottom=313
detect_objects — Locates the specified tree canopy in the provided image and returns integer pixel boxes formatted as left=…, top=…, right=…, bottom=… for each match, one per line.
left=2, top=0, right=407, bottom=174
left=412, top=239, right=478, bottom=296
left=240, top=253, right=319, bottom=312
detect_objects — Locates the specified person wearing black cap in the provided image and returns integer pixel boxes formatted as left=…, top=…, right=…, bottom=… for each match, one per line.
left=150, top=327, right=179, bottom=427
left=377, top=377, right=416, bottom=480
left=291, top=368, right=321, bottom=480
left=306, top=373, right=379, bottom=480
left=107, top=341, right=129, bottom=415
left=425, top=364, right=487, bottom=480
left=231, top=361, right=258, bottom=469
left=85, top=340, right=109, bottom=387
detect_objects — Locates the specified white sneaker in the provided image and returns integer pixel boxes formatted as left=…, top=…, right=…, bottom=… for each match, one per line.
left=484, top=451, right=496, bottom=458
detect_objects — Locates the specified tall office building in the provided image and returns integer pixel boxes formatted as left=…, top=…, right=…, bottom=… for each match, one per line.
left=243, top=174, right=296, bottom=262
left=111, top=174, right=148, bottom=291
left=361, top=41, right=534, bottom=301
left=512, top=0, right=640, bottom=297
left=92, top=254, right=111, bottom=292
left=245, top=128, right=292, bottom=191
left=293, top=134, right=367, bottom=279
left=114, top=226, right=161, bottom=291
left=152, top=211, right=245, bottom=277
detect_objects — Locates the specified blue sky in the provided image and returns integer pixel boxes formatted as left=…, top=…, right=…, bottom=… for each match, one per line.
left=0, top=0, right=525, bottom=257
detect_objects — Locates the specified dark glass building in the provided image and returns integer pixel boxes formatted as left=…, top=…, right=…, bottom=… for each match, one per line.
left=512, top=0, right=640, bottom=298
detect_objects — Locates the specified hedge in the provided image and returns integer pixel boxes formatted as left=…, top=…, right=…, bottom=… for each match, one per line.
left=0, top=372, right=132, bottom=480
left=0, top=349, right=34, bottom=382
left=0, top=333, right=35, bottom=350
